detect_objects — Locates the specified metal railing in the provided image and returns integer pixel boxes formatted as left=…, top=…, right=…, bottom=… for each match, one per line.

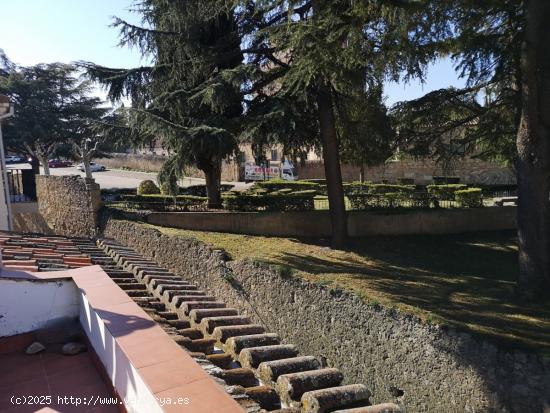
left=7, top=169, right=36, bottom=203
left=314, top=192, right=478, bottom=211
left=104, top=200, right=209, bottom=213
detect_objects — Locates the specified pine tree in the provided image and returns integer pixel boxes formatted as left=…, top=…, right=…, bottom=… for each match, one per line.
left=515, top=0, right=550, bottom=299
left=390, top=0, right=550, bottom=298
left=84, top=1, right=243, bottom=208
left=338, top=85, right=395, bottom=181
left=235, top=0, right=439, bottom=247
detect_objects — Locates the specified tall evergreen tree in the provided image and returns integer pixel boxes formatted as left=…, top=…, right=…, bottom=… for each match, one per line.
left=84, top=1, right=243, bottom=208
left=338, top=86, right=395, bottom=181
left=391, top=0, right=550, bottom=298
left=235, top=0, right=442, bottom=247
left=516, top=0, right=550, bottom=299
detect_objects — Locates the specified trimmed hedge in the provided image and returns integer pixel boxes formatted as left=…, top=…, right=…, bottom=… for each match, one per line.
left=347, top=192, right=408, bottom=210
left=160, top=181, right=178, bottom=196
left=347, top=192, right=432, bottom=210
left=223, top=190, right=316, bottom=212
left=344, top=182, right=415, bottom=195
left=303, top=179, right=326, bottom=184
left=137, top=180, right=160, bottom=195
left=182, top=184, right=235, bottom=197
left=455, top=188, right=483, bottom=208
left=427, top=184, right=467, bottom=201
left=117, top=194, right=207, bottom=211
left=254, top=179, right=321, bottom=193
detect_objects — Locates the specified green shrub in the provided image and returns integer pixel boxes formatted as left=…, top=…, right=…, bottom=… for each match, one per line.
left=303, top=179, right=326, bottom=185
left=347, top=192, right=411, bottom=210
left=254, top=179, right=321, bottom=193
left=368, top=184, right=415, bottom=194
left=117, top=194, right=207, bottom=211
left=344, top=182, right=415, bottom=196
left=223, top=190, right=316, bottom=212
left=137, top=180, right=160, bottom=195
left=427, top=184, right=467, bottom=201
left=182, top=184, right=234, bottom=197
left=455, top=188, right=483, bottom=208
left=276, top=188, right=293, bottom=194
left=160, top=181, right=177, bottom=196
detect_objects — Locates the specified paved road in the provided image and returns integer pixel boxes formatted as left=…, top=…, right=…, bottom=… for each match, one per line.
left=7, top=163, right=246, bottom=190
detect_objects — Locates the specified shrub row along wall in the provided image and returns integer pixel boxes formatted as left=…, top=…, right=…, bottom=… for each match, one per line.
left=36, top=175, right=102, bottom=237
left=102, top=218, right=550, bottom=413
left=147, top=206, right=517, bottom=237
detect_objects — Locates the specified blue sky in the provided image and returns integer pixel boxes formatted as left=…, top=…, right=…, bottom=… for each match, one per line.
left=1, top=0, right=464, bottom=106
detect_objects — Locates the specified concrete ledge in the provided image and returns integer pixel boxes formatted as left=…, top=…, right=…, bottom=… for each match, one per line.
left=147, top=207, right=517, bottom=237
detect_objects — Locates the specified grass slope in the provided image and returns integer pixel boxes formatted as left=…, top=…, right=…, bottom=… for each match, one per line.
left=152, top=225, right=550, bottom=355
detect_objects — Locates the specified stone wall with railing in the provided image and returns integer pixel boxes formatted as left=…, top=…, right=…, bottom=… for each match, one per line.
left=36, top=175, right=102, bottom=237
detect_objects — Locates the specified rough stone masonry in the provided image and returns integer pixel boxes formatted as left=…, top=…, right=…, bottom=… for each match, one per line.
left=36, top=175, right=102, bottom=237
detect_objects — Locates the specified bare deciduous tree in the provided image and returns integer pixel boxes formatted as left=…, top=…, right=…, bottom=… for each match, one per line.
left=72, top=138, right=99, bottom=180
left=24, top=141, right=58, bottom=176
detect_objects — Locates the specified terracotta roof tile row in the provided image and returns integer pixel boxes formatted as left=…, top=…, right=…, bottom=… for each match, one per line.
left=96, top=238, right=402, bottom=413
left=0, top=234, right=93, bottom=272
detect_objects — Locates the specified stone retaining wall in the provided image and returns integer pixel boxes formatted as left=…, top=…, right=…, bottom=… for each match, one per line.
left=36, top=175, right=102, bottom=237
left=102, top=218, right=550, bottom=413
left=147, top=207, right=517, bottom=238
left=298, top=158, right=516, bottom=185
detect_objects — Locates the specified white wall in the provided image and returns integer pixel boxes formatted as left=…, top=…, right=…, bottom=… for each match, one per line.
left=0, top=279, right=79, bottom=337
left=79, top=294, right=163, bottom=413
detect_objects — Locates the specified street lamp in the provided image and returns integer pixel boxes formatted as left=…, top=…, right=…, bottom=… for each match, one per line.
left=0, top=94, right=14, bottom=232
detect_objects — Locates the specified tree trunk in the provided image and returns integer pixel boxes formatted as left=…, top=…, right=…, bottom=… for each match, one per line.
left=83, top=154, right=93, bottom=180
left=516, top=0, right=550, bottom=299
left=30, top=156, right=40, bottom=175
left=316, top=82, right=348, bottom=248
left=40, top=155, right=50, bottom=176
left=359, top=164, right=365, bottom=183
left=204, top=160, right=222, bottom=209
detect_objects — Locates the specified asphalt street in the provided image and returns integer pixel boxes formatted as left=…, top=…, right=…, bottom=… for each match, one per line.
left=7, top=163, right=246, bottom=190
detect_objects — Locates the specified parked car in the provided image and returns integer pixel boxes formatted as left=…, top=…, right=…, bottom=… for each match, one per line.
left=4, top=155, right=25, bottom=164
left=77, top=162, right=106, bottom=172
left=48, top=159, right=72, bottom=168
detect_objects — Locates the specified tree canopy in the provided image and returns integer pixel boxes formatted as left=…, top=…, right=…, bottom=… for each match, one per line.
left=84, top=0, right=243, bottom=207
left=0, top=55, right=107, bottom=174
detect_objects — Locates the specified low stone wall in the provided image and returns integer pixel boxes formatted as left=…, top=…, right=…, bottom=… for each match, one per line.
left=10, top=201, right=52, bottom=234
left=147, top=206, right=517, bottom=237
left=102, top=218, right=550, bottom=413
left=298, top=158, right=516, bottom=185
left=36, top=175, right=102, bottom=237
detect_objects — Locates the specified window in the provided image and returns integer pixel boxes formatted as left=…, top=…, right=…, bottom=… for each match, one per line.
left=271, top=149, right=278, bottom=161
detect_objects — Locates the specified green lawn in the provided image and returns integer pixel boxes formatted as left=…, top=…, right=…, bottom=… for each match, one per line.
left=151, top=225, right=550, bottom=355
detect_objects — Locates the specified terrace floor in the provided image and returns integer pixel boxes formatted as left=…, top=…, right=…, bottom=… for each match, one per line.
left=0, top=347, right=118, bottom=413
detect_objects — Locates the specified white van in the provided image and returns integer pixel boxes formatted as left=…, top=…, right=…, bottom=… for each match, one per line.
left=244, top=161, right=297, bottom=182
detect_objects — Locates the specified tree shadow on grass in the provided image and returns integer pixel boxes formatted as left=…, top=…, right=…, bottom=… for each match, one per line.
left=277, top=231, right=550, bottom=354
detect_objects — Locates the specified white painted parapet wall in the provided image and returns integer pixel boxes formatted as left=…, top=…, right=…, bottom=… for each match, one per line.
left=0, top=279, right=79, bottom=337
